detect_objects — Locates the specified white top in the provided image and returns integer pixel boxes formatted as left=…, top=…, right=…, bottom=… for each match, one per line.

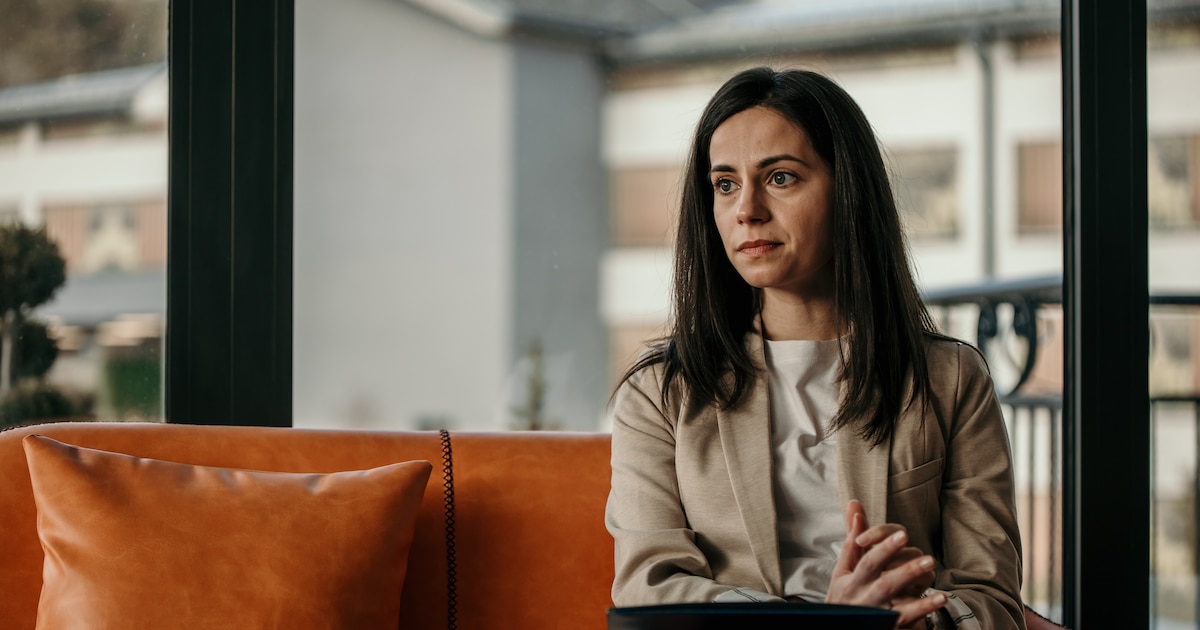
left=764, top=337, right=845, bottom=601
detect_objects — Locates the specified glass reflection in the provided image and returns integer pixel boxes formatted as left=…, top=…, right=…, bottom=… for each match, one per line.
left=1148, top=4, right=1200, bottom=628
left=0, top=0, right=168, bottom=427
left=289, top=3, right=1200, bottom=624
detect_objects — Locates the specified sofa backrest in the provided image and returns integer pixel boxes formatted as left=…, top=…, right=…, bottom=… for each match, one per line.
left=0, top=422, right=614, bottom=629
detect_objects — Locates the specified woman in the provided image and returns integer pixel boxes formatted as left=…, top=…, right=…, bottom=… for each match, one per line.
left=606, top=68, right=1025, bottom=629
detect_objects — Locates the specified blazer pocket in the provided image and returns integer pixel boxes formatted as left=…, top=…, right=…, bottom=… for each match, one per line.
left=888, top=457, right=944, bottom=495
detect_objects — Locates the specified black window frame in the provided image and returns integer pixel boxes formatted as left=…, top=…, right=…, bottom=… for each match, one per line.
left=1061, top=1, right=1149, bottom=626
left=167, top=0, right=293, bottom=426
left=167, top=0, right=1151, bottom=623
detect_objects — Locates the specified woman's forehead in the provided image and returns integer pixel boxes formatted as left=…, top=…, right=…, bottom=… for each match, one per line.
left=709, top=106, right=818, bottom=166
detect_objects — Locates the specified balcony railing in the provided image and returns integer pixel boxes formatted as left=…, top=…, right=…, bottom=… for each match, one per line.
left=924, top=276, right=1200, bottom=625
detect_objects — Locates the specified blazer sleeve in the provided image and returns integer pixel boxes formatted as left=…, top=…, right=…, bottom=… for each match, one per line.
left=606, top=367, right=752, bottom=606
left=934, top=343, right=1027, bottom=629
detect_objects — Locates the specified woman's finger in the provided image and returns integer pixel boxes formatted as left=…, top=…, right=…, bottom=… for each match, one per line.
left=853, top=528, right=911, bottom=580
left=856, top=523, right=906, bottom=548
left=886, top=547, right=934, bottom=596
left=833, top=502, right=868, bottom=577
left=845, top=500, right=868, bottom=533
left=832, top=511, right=865, bottom=580
left=867, top=554, right=936, bottom=605
left=890, top=591, right=947, bottom=628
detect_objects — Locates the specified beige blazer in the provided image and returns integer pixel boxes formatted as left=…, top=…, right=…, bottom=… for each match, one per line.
left=606, top=332, right=1025, bottom=629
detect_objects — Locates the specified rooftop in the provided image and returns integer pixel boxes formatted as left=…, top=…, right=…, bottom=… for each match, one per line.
left=0, top=63, right=166, bottom=126
left=37, top=270, right=165, bottom=328
left=405, top=0, right=1200, bottom=62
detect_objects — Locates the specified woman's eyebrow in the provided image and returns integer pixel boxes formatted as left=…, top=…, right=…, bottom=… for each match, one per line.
left=758, top=154, right=809, bottom=169
left=709, top=154, right=811, bottom=176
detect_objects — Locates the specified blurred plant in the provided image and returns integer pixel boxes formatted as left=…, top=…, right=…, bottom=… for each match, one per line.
left=0, top=382, right=74, bottom=429
left=0, top=224, right=70, bottom=428
left=104, top=354, right=160, bottom=420
left=511, top=339, right=558, bottom=430
left=0, top=224, right=67, bottom=399
left=14, top=319, right=59, bottom=381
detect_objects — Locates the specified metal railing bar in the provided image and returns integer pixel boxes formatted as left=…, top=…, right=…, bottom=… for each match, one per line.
left=1050, top=404, right=1061, bottom=616
left=1027, top=404, right=1038, bottom=605
left=1000, top=395, right=1064, bottom=407
left=923, top=274, right=1063, bottom=306
left=1149, top=295, right=1200, bottom=307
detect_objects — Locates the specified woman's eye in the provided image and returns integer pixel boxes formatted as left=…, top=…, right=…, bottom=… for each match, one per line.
left=715, top=179, right=738, bottom=193
left=770, top=172, right=797, bottom=186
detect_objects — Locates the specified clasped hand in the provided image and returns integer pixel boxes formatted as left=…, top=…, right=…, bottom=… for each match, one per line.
left=825, top=500, right=946, bottom=629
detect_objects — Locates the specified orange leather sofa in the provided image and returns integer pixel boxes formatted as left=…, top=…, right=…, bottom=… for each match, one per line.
left=0, top=422, right=614, bottom=629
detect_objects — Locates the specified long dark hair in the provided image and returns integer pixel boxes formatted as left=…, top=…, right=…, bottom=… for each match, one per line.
left=619, top=67, right=936, bottom=446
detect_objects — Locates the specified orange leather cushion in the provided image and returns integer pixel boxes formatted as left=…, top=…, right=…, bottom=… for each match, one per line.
left=23, top=435, right=432, bottom=630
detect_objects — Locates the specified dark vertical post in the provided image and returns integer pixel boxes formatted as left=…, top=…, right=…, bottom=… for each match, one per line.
left=1194, top=400, right=1200, bottom=626
left=167, top=0, right=294, bottom=426
left=1061, top=0, right=1149, bottom=626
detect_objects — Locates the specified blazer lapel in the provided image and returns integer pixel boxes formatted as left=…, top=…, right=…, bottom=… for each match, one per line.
left=837, top=400, right=892, bottom=530
left=717, top=330, right=784, bottom=594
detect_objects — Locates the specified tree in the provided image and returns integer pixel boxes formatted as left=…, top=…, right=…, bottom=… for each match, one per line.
left=0, top=0, right=167, bottom=89
left=0, top=225, right=67, bottom=399
left=14, top=319, right=60, bottom=381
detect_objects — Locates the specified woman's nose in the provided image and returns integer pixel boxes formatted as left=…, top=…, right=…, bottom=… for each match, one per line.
left=735, top=187, right=769, bottom=224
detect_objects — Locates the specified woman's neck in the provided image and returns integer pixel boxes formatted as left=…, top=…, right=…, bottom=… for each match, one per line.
left=759, top=288, right=839, bottom=341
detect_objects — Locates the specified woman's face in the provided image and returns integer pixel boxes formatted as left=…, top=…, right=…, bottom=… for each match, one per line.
left=709, top=106, right=835, bottom=299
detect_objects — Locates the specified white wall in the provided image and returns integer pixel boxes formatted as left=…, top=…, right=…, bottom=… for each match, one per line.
left=509, top=42, right=610, bottom=430
left=293, top=0, right=514, bottom=430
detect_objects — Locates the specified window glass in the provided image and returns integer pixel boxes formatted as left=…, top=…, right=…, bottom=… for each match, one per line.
left=294, top=2, right=1064, bottom=616
left=0, top=0, right=168, bottom=428
left=1148, top=5, right=1200, bottom=626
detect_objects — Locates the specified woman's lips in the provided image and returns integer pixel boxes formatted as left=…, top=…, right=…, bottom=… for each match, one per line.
left=737, top=240, right=780, bottom=257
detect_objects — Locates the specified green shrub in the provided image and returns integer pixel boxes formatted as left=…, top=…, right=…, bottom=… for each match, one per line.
left=104, top=355, right=161, bottom=419
left=14, top=319, right=58, bottom=381
left=0, top=382, right=74, bottom=429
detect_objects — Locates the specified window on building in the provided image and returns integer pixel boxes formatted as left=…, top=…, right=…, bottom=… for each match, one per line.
left=1018, top=141, right=1065, bottom=234
left=1020, top=136, right=1200, bottom=234
left=610, top=166, right=679, bottom=247
left=1150, top=312, right=1200, bottom=395
left=890, top=147, right=960, bottom=240
left=1149, top=135, right=1200, bottom=229
left=43, top=200, right=166, bottom=275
